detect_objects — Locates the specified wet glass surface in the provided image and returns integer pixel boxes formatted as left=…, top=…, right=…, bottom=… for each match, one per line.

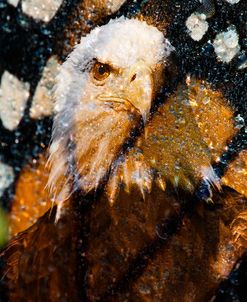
left=0, top=0, right=246, bottom=301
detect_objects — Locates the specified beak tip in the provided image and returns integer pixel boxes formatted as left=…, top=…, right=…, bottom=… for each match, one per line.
left=140, top=108, right=150, bottom=125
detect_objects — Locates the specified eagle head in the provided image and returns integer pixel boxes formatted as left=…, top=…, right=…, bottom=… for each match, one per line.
left=47, top=17, right=174, bottom=207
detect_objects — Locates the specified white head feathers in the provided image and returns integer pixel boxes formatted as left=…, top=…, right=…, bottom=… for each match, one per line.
left=55, top=17, right=173, bottom=114
left=76, top=16, right=172, bottom=68
left=48, top=17, right=174, bottom=212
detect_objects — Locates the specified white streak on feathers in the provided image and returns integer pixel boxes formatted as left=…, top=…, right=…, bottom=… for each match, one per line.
left=47, top=17, right=173, bottom=219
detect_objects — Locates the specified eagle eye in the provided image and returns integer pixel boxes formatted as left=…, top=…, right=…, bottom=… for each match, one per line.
left=92, top=62, right=111, bottom=81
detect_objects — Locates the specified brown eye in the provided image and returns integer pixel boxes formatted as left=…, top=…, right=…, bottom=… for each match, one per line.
left=92, top=62, right=111, bottom=81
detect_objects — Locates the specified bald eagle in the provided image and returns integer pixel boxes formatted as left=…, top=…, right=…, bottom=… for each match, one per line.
left=1, top=17, right=247, bottom=302
left=47, top=17, right=174, bottom=218
left=47, top=17, right=221, bottom=218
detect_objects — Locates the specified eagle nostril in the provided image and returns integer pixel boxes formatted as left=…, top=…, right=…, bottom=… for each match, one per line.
left=130, top=73, right=137, bottom=83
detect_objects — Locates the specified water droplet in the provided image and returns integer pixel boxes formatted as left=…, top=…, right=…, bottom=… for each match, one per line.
left=234, top=114, right=245, bottom=129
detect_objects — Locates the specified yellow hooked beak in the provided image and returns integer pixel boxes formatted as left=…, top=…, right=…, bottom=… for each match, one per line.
left=126, top=62, right=154, bottom=123
left=97, top=60, right=156, bottom=123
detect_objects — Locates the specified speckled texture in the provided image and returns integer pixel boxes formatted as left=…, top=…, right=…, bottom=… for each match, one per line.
left=21, top=0, right=63, bottom=22
left=0, top=0, right=246, bottom=301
